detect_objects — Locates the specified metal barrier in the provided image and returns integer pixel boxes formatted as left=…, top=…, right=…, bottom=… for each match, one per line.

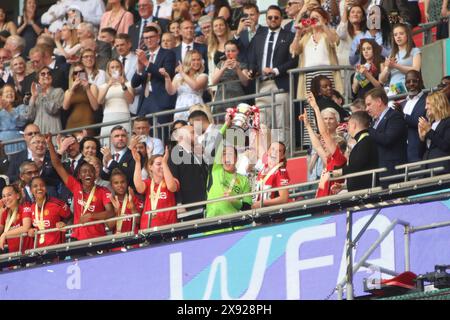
left=336, top=188, right=450, bottom=300
left=1, top=88, right=283, bottom=147
left=412, top=20, right=450, bottom=46
left=2, top=155, right=449, bottom=264
left=0, top=165, right=386, bottom=259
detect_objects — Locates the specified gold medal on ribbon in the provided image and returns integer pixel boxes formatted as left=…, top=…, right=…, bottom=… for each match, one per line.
left=116, top=194, right=128, bottom=233
left=150, top=180, right=162, bottom=212
left=82, top=186, right=97, bottom=216
left=35, top=200, right=46, bottom=245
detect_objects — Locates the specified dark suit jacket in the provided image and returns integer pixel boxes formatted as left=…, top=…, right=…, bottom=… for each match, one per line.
left=22, top=67, right=68, bottom=95
left=423, top=117, right=450, bottom=173
left=96, top=40, right=112, bottom=70
left=401, top=93, right=427, bottom=162
left=7, top=149, right=28, bottom=183
left=172, top=43, right=209, bottom=74
left=283, top=20, right=295, bottom=33
left=342, top=130, right=379, bottom=191
left=128, top=17, right=170, bottom=51
left=235, top=25, right=268, bottom=63
left=100, top=148, right=136, bottom=189
left=131, top=47, right=176, bottom=123
left=7, top=150, right=60, bottom=187
left=368, top=108, right=408, bottom=179
left=247, top=28, right=298, bottom=92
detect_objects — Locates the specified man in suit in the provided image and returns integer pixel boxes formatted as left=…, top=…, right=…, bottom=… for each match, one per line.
left=131, top=26, right=176, bottom=125
left=172, top=19, right=208, bottom=74
left=115, top=33, right=140, bottom=116
left=245, top=5, right=298, bottom=150
left=18, top=160, right=40, bottom=203
left=365, top=87, right=407, bottom=184
left=100, top=126, right=136, bottom=189
left=22, top=45, right=68, bottom=94
left=283, top=0, right=304, bottom=34
left=57, top=134, right=85, bottom=205
left=28, top=134, right=60, bottom=196
left=3, top=35, right=26, bottom=60
left=331, top=111, right=379, bottom=192
left=7, top=123, right=41, bottom=183
left=401, top=70, right=427, bottom=163
left=129, top=0, right=170, bottom=51
left=233, top=3, right=266, bottom=64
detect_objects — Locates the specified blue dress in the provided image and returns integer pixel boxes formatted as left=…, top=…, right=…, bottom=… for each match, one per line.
left=0, top=104, right=34, bottom=155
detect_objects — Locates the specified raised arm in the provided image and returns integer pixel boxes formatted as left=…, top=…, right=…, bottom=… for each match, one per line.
left=162, top=147, right=178, bottom=193
left=46, top=133, right=69, bottom=185
left=132, top=148, right=146, bottom=194
left=307, top=93, right=337, bottom=155
left=299, top=108, right=328, bottom=164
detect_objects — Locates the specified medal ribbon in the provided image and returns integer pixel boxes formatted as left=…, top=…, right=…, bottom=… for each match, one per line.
left=150, top=180, right=162, bottom=211
left=4, top=207, right=18, bottom=234
left=82, top=186, right=96, bottom=216
left=35, top=200, right=46, bottom=244
left=116, top=194, right=128, bottom=233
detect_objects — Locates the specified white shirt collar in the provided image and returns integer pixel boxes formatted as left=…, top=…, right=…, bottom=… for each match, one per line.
left=69, top=153, right=83, bottom=162
left=149, top=46, right=161, bottom=55
left=406, top=91, right=424, bottom=101
left=47, top=58, right=56, bottom=69
left=182, top=42, right=194, bottom=49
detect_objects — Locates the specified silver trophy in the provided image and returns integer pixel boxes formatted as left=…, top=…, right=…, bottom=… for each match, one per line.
left=229, top=103, right=253, bottom=131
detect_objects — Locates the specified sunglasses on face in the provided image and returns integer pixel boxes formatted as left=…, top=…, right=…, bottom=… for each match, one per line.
left=406, top=79, right=419, bottom=84
left=40, top=71, right=51, bottom=77
left=73, top=70, right=84, bottom=75
left=267, top=16, right=281, bottom=20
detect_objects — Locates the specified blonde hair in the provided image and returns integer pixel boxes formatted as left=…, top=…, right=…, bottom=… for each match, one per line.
left=427, top=91, right=450, bottom=123
left=207, top=17, right=231, bottom=60
left=182, top=49, right=205, bottom=76
left=321, top=107, right=341, bottom=123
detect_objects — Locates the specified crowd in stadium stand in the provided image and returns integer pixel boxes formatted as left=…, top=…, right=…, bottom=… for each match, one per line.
left=0, top=0, right=449, bottom=255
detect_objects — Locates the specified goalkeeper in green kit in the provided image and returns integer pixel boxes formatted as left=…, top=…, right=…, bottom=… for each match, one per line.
left=205, top=116, right=253, bottom=223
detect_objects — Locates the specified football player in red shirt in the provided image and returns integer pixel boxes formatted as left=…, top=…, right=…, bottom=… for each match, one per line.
left=27, top=177, right=71, bottom=248
left=46, top=134, right=115, bottom=241
left=107, top=168, right=143, bottom=234
left=133, top=147, right=179, bottom=230
left=252, top=141, right=291, bottom=209
left=0, top=184, right=33, bottom=253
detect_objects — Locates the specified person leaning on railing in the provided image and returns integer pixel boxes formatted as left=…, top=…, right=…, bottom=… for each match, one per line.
left=46, top=133, right=115, bottom=242
left=418, top=91, right=450, bottom=174
left=0, top=183, right=32, bottom=253
left=27, top=176, right=70, bottom=249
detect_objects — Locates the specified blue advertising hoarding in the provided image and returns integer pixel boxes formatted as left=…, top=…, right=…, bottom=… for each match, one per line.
left=1, top=198, right=450, bottom=300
